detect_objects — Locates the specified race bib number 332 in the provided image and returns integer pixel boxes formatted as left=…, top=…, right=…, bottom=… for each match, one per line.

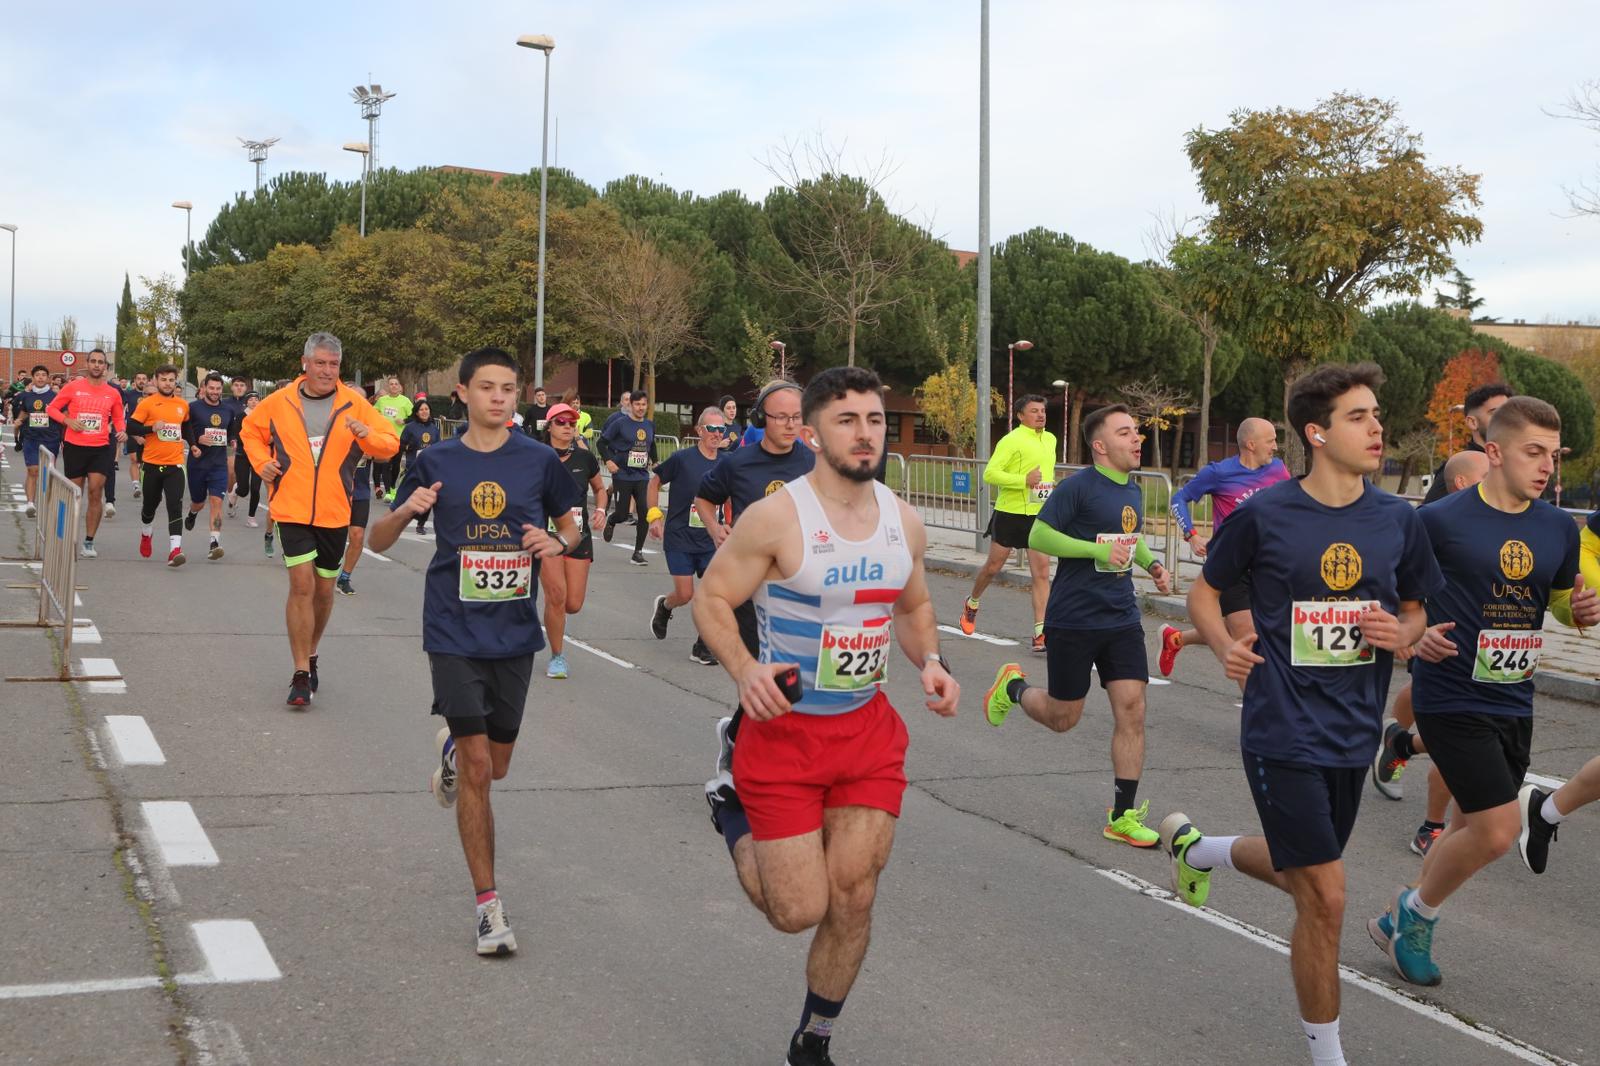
left=458, top=549, right=532, bottom=602
left=1290, top=600, right=1375, bottom=667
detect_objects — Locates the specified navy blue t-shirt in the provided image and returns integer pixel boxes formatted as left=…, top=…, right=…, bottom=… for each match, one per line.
left=1412, top=487, right=1579, bottom=717
left=1203, top=478, right=1443, bottom=767
left=600, top=415, right=656, bottom=482
left=1038, top=465, right=1145, bottom=630
left=353, top=455, right=372, bottom=503
left=185, top=399, right=236, bottom=465
left=395, top=433, right=582, bottom=659
left=695, top=440, right=814, bottom=521
left=16, top=389, right=61, bottom=444
left=654, top=446, right=721, bottom=554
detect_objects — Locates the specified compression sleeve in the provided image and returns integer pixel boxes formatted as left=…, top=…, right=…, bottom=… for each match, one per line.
left=1550, top=587, right=1576, bottom=629
left=1134, top=539, right=1156, bottom=570
left=1580, top=528, right=1600, bottom=602
left=983, top=435, right=1026, bottom=489
left=1028, top=520, right=1109, bottom=563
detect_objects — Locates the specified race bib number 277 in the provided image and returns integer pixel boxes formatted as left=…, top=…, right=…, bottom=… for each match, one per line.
left=1290, top=600, right=1375, bottom=667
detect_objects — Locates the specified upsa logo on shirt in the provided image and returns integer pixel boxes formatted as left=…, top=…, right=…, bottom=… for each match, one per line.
left=764, top=480, right=785, bottom=496
left=1320, top=543, right=1362, bottom=592
left=635, top=428, right=646, bottom=441
left=1499, top=540, right=1534, bottom=581
left=1120, top=505, right=1137, bottom=533
left=210, top=414, right=221, bottom=427
left=470, top=481, right=507, bottom=520
left=421, top=432, right=431, bottom=444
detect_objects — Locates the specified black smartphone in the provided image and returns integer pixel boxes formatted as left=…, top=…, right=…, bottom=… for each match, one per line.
left=776, top=666, right=803, bottom=704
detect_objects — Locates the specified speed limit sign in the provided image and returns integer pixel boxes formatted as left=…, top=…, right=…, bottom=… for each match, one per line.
left=60, top=351, right=76, bottom=368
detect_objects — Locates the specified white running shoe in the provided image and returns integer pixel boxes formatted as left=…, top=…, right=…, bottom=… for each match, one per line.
left=475, top=896, right=517, bottom=956
left=245, top=516, right=259, bottom=528
left=714, top=716, right=735, bottom=777
left=430, top=727, right=458, bottom=809
left=80, top=542, right=98, bottom=559
left=102, top=502, right=115, bottom=518
left=25, top=501, right=36, bottom=518
left=131, top=483, right=142, bottom=499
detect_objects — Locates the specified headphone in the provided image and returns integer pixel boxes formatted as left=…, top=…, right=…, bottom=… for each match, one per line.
left=1313, top=432, right=1327, bottom=444
left=748, top=381, right=801, bottom=430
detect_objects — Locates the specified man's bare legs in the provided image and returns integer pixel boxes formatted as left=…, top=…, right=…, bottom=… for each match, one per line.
left=1025, top=548, right=1049, bottom=632
left=80, top=472, right=106, bottom=539
left=451, top=733, right=517, bottom=892
left=285, top=565, right=336, bottom=673
left=664, top=573, right=697, bottom=611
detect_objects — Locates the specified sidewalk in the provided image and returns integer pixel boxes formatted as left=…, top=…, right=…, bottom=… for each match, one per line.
left=920, top=524, right=1600, bottom=705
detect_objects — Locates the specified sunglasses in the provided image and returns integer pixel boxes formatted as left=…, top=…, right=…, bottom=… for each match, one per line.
left=549, top=418, right=577, bottom=427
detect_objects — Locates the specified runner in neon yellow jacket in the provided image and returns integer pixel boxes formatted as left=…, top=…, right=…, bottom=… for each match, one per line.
left=959, top=395, right=1058, bottom=651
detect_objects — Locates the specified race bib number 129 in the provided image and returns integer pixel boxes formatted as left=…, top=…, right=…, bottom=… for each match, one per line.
left=458, top=549, right=532, bottom=602
left=1290, top=600, right=1375, bottom=667
left=1473, top=629, right=1541, bottom=684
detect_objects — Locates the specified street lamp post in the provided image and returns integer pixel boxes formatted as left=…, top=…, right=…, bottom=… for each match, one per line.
left=343, top=143, right=371, bottom=236
left=517, top=34, right=556, bottom=390
left=172, top=202, right=192, bottom=390
left=1052, top=378, right=1069, bottom=465
left=1447, top=402, right=1464, bottom=453
left=1006, top=338, right=1033, bottom=429
left=769, top=340, right=787, bottom=380
left=0, top=224, right=16, bottom=384
left=974, top=0, right=992, bottom=553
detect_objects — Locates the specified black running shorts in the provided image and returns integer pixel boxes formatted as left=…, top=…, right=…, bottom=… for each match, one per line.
left=430, top=653, right=534, bottom=745
left=348, top=498, right=371, bottom=529
left=276, top=522, right=347, bottom=577
left=986, top=509, right=1036, bottom=550
left=62, top=441, right=114, bottom=481
left=1245, top=753, right=1364, bottom=870
left=1415, top=711, right=1532, bottom=813
left=1045, top=625, right=1148, bottom=701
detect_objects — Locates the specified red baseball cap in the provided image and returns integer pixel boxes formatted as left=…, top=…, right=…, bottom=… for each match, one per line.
left=544, top=403, right=578, bottom=423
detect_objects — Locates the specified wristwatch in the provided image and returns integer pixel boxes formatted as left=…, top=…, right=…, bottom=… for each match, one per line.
left=924, top=651, right=951, bottom=674
left=550, top=531, right=571, bottom=555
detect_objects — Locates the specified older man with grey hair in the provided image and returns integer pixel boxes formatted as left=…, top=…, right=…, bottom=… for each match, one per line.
left=241, top=332, right=399, bottom=706
left=647, top=405, right=728, bottom=664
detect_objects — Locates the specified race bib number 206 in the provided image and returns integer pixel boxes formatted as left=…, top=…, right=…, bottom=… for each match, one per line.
left=1290, top=600, right=1375, bottom=667
left=458, top=549, right=532, bottom=602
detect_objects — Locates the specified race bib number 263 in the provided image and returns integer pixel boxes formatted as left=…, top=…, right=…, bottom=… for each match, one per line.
left=1290, top=600, right=1375, bottom=667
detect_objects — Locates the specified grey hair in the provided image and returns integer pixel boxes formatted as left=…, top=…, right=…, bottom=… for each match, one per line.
left=303, top=332, right=342, bottom=360
left=697, top=406, right=725, bottom=425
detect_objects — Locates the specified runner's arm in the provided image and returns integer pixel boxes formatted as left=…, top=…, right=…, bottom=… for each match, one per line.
left=239, top=406, right=273, bottom=475
left=693, top=497, right=786, bottom=676
left=354, top=399, right=400, bottom=460
left=1028, top=522, right=1111, bottom=564
left=982, top=436, right=1025, bottom=488
left=45, top=386, right=69, bottom=425
left=1168, top=465, right=1215, bottom=539
left=892, top=505, right=959, bottom=716
left=588, top=472, right=608, bottom=528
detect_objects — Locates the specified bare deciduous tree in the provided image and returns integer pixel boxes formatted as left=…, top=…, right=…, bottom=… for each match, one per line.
left=57, top=315, right=78, bottom=352
left=1548, top=80, right=1600, bottom=218
left=1119, top=377, right=1194, bottom=475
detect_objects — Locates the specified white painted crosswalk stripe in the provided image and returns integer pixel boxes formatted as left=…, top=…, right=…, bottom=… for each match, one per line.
left=141, top=801, right=219, bottom=866
left=104, top=716, right=165, bottom=765
left=77, top=657, right=126, bottom=694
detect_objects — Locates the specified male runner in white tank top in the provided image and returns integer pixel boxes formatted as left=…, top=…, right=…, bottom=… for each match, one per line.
left=694, top=366, right=959, bottom=1066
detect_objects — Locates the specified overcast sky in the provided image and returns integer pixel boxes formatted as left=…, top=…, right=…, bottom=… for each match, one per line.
left=3, top=0, right=1597, bottom=348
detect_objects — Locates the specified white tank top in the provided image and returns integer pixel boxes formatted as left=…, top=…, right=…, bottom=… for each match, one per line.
left=754, top=477, right=913, bottom=716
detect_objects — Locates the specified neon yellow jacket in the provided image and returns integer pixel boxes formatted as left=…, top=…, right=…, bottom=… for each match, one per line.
left=984, top=424, right=1058, bottom=515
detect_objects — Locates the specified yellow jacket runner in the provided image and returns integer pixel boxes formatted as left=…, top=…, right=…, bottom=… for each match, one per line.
left=984, top=424, right=1058, bottom=516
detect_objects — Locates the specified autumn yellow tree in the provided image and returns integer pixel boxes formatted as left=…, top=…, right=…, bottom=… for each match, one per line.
left=1424, top=349, right=1500, bottom=461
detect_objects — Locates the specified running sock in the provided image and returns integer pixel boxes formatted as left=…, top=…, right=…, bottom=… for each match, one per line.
left=1184, top=834, right=1237, bottom=871
left=339, top=570, right=352, bottom=583
left=1392, top=730, right=1416, bottom=760
left=1033, top=621, right=1044, bottom=637
left=474, top=888, right=497, bottom=908
left=1006, top=677, right=1028, bottom=703
left=1542, top=793, right=1568, bottom=824
left=966, top=596, right=980, bottom=610
left=169, top=535, right=181, bottom=551
left=796, top=989, right=845, bottom=1041
left=1421, top=819, right=1446, bottom=833
left=83, top=537, right=94, bottom=548
left=1300, top=1018, right=1345, bottom=1065
left=719, top=806, right=751, bottom=855
left=1113, top=778, right=1139, bottom=815
left=141, top=524, right=152, bottom=536
left=1406, top=887, right=1442, bottom=920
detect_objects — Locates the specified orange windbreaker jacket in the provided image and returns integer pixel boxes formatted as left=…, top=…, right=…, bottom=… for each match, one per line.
left=240, top=377, right=399, bottom=529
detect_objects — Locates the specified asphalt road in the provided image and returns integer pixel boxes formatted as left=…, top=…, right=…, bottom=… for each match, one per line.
left=2, top=454, right=1597, bottom=1066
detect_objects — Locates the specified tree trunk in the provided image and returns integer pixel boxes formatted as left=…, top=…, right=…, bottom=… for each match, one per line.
left=1149, top=421, right=1162, bottom=470
left=1199, top=333, right=1216, bottom=468
left=847, top=315, right=858, bottom=368
left=646, top=362, right=657, bottom=412
left=1281, top=358, right=1308, bottom=474
left=1396, top=455, right=1414, bottom=495
left=1067, top=390, right=1085, bottom=465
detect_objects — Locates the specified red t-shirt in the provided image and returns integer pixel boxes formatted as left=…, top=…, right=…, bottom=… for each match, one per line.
left=48, top=379, right=126, bottom=447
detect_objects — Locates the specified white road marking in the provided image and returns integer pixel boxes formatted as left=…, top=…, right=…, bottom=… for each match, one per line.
left=937, top=624, right=1020, bottom=647
left=361, top=547, right=390, bottom=562
left=565, top=638, right=635, bottom=669
left=105, top=716, right=165, bottom=765
left=609, top=542, right=659, bottom=555
left=187, top=920, right=281, bottom=983
left=141, top=801, right=219, bottom=866
left=78, top=657, right=126, bottom=694
left=0, top=975, right=164, bottom=1000
left=1525, top=772, right=1567, bottom=791
left=74, top=619, right=101, bottom=644
left=1096, top=867, right=1576, bottom=1065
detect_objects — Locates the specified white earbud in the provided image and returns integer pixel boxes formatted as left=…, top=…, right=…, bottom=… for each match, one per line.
left=1313, top=432, right=1327, bottom=444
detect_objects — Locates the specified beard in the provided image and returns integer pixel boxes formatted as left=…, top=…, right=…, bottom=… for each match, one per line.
left=822, top=443, right=881, bottom=483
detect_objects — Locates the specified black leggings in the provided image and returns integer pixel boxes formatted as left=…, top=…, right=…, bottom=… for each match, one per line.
left=140, top=464, right=185, bottom=536
left=376, top=457, right=402, bottom=492
left=241, top=464, right=263, bottom=517
left=609, top=478, right=649, bottom=550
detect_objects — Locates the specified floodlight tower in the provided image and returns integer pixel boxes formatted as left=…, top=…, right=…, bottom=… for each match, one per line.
left=238, top=137, right=281, bottom=191
left=350, top=83, right=397, bottom=173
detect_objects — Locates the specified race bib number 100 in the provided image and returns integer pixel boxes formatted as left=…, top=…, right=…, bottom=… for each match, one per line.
left=1290, top=601, right=1375, bottom=667
left=815, top=621, right=892, bottom=692
left=459, top=549, right=532, bottom=602
left=1473, top=629, right=1542, bottom=684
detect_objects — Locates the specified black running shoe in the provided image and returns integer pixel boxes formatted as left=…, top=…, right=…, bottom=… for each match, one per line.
left=630, top=551, right=648, bottom=566
left=689, top=640, right=718, bottom=666
left=287, top=670, right=313, bottom=706
left=308, top=655, right=319, bottom=693
left=602, top=516, right=615, bottom=543
left=336, top=576, right=355, bottom=596
left=1517, top=783, right=1558, bottom=874
left=651, top=594, right=671, bottom=639
left=787, top=1032, right=837, bottom=1066
left=184, top=510, right=198, bottom=531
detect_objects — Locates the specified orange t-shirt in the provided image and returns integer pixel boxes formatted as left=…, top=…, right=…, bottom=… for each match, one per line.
left=132, top=394, right=190, bottom=467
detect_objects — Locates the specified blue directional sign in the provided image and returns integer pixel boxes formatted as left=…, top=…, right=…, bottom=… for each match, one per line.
left=951, top=470, right=971, bottom=495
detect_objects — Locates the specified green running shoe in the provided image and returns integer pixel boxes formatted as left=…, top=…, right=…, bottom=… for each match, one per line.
left=985, top=663, right=1025, bottom=727
left=1104, top=800, right=1160, bottom=847
left=1158, top=811, right=1211, bottom=907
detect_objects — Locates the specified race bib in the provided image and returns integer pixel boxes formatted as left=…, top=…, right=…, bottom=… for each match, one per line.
left=458, top=549, right=533, bottom=602
left=535, top=419, right=548, bottom=432
left=627, top=447, right=649, bottom=469
left=200, top=427, right=228, bottom=447
left=308, top=435, right=325, bottom=463
left=1030, top=481, right=1054, bottom=504
left=548, top=506, right=584, bottom=533
left=815, top=621, right=892, bottom=692
left=156, top=424, right=181, bottom=442
left=1473, top=629, right=1542, bottom=684
left=78, top=412, right=103, bottom=433
left=688, top=506, right=706, bottom=529
left=28, top=412, right=48, bottom=428
left=1094, top=532, right=1140, bottom=573
left=1290, top=600, right=1375, bottom=667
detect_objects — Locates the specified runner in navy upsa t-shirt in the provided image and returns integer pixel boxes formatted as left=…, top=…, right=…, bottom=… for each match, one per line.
left=394, top=432, right=581, bottom=659
left=655, top=446, right=721, bottom=557
left=1036, top=464, right=1147, bottom=631
left=1202, top=477, right=1442, bottom=767
left=694, top=441, right=814, bottom=524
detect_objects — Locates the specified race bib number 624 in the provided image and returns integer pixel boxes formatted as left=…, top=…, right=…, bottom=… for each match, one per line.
left=1290, top=600, right=1375, bottom=667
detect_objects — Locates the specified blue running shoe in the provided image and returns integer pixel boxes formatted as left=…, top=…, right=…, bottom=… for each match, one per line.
left=1366, top=908, right=1394, bottom=954
left=1388, top=887, right=1442, bottom=986
left=546, top=653, right=569, bottom=679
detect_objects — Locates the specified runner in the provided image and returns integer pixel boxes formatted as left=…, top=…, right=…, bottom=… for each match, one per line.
left=11, top=365, right=60, bottom=518
left=599, top=389, right=655, bottom=564
left=46, top=348, right=126, bottom=558
left=183, top=372, right=237, bottom=561
left=230, top=392, right=267, bottom=533
left=372, top=376, right=413, bottom=500
left=523, top=386, right=550, bottom=443
left=398, top=399, right=441, bottom=534
left=1421, top=382, right=1512, bottom=504
left=647, top=405, right=726, bottom=665
left=223, top=375, right=251, bottom=517
left=692, top=366, right=958, bottom=1066
left=126, top=365, right=191, bottom=567
left=240, top=332, right=399, bottom=706
left=122, top=372, right=148, bottom=501
left=717, top=394, right=741, bottom=451
left=537, top=403, right=607, bottom=680
left=1158, top=416, right=1289, bottom=676
left=958, top=394, right=1058, bottom=652
left=1370, top=448, right=1490, bottom=858
left=367, top=346, right=581, bottom=956
left=1156, top=362, right=1438, bottom=1066
left=335, top=450, right=374, bottom=596
left=694, top=379, right=815, bottom=791
left=1364, top=396, right=1595, bottom=987
left=982, top=403, right=1172, bottom=846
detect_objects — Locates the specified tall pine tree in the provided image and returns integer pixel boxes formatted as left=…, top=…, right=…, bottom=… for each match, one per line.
left=114, top=273, right=135, bottom=358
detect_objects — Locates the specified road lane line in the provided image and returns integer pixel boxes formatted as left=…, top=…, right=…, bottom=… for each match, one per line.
left=1524, top=772, right=1567, bottom=791
left=0, top=975, right=163, bottom=1000
left=141, top=801, right=219, bottom=866
left=566, top=638, right=635, bottom=669
left=1096, top=868, right=1576, bottom=1065
left=361, top=547, right=390, bottom=562
left=936, top=624, right=1020, bottom=647
left=608, top=542, right=659, bottom=555
left=105, top=716, right=166, bottom=765
left=78, top=657, right=126, bottom=694
left=185, top=921, right=281, bottom=983
left=74, top=619, right=101, bottom=644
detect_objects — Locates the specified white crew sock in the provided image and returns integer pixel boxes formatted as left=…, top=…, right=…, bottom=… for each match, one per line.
left=1407, top=887, right=1442, bottom=920
left=169, top=535, right=181, bottom=550
left=210, top=532, right=221, bottom=546
left=141, top=524, right=152, bottom=536
left=1301, top=1018, right=1345, bottom=1065
left=1542, top=794, right=1568, bottom=824
left=1184, top=834, right=1238, bottom=871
